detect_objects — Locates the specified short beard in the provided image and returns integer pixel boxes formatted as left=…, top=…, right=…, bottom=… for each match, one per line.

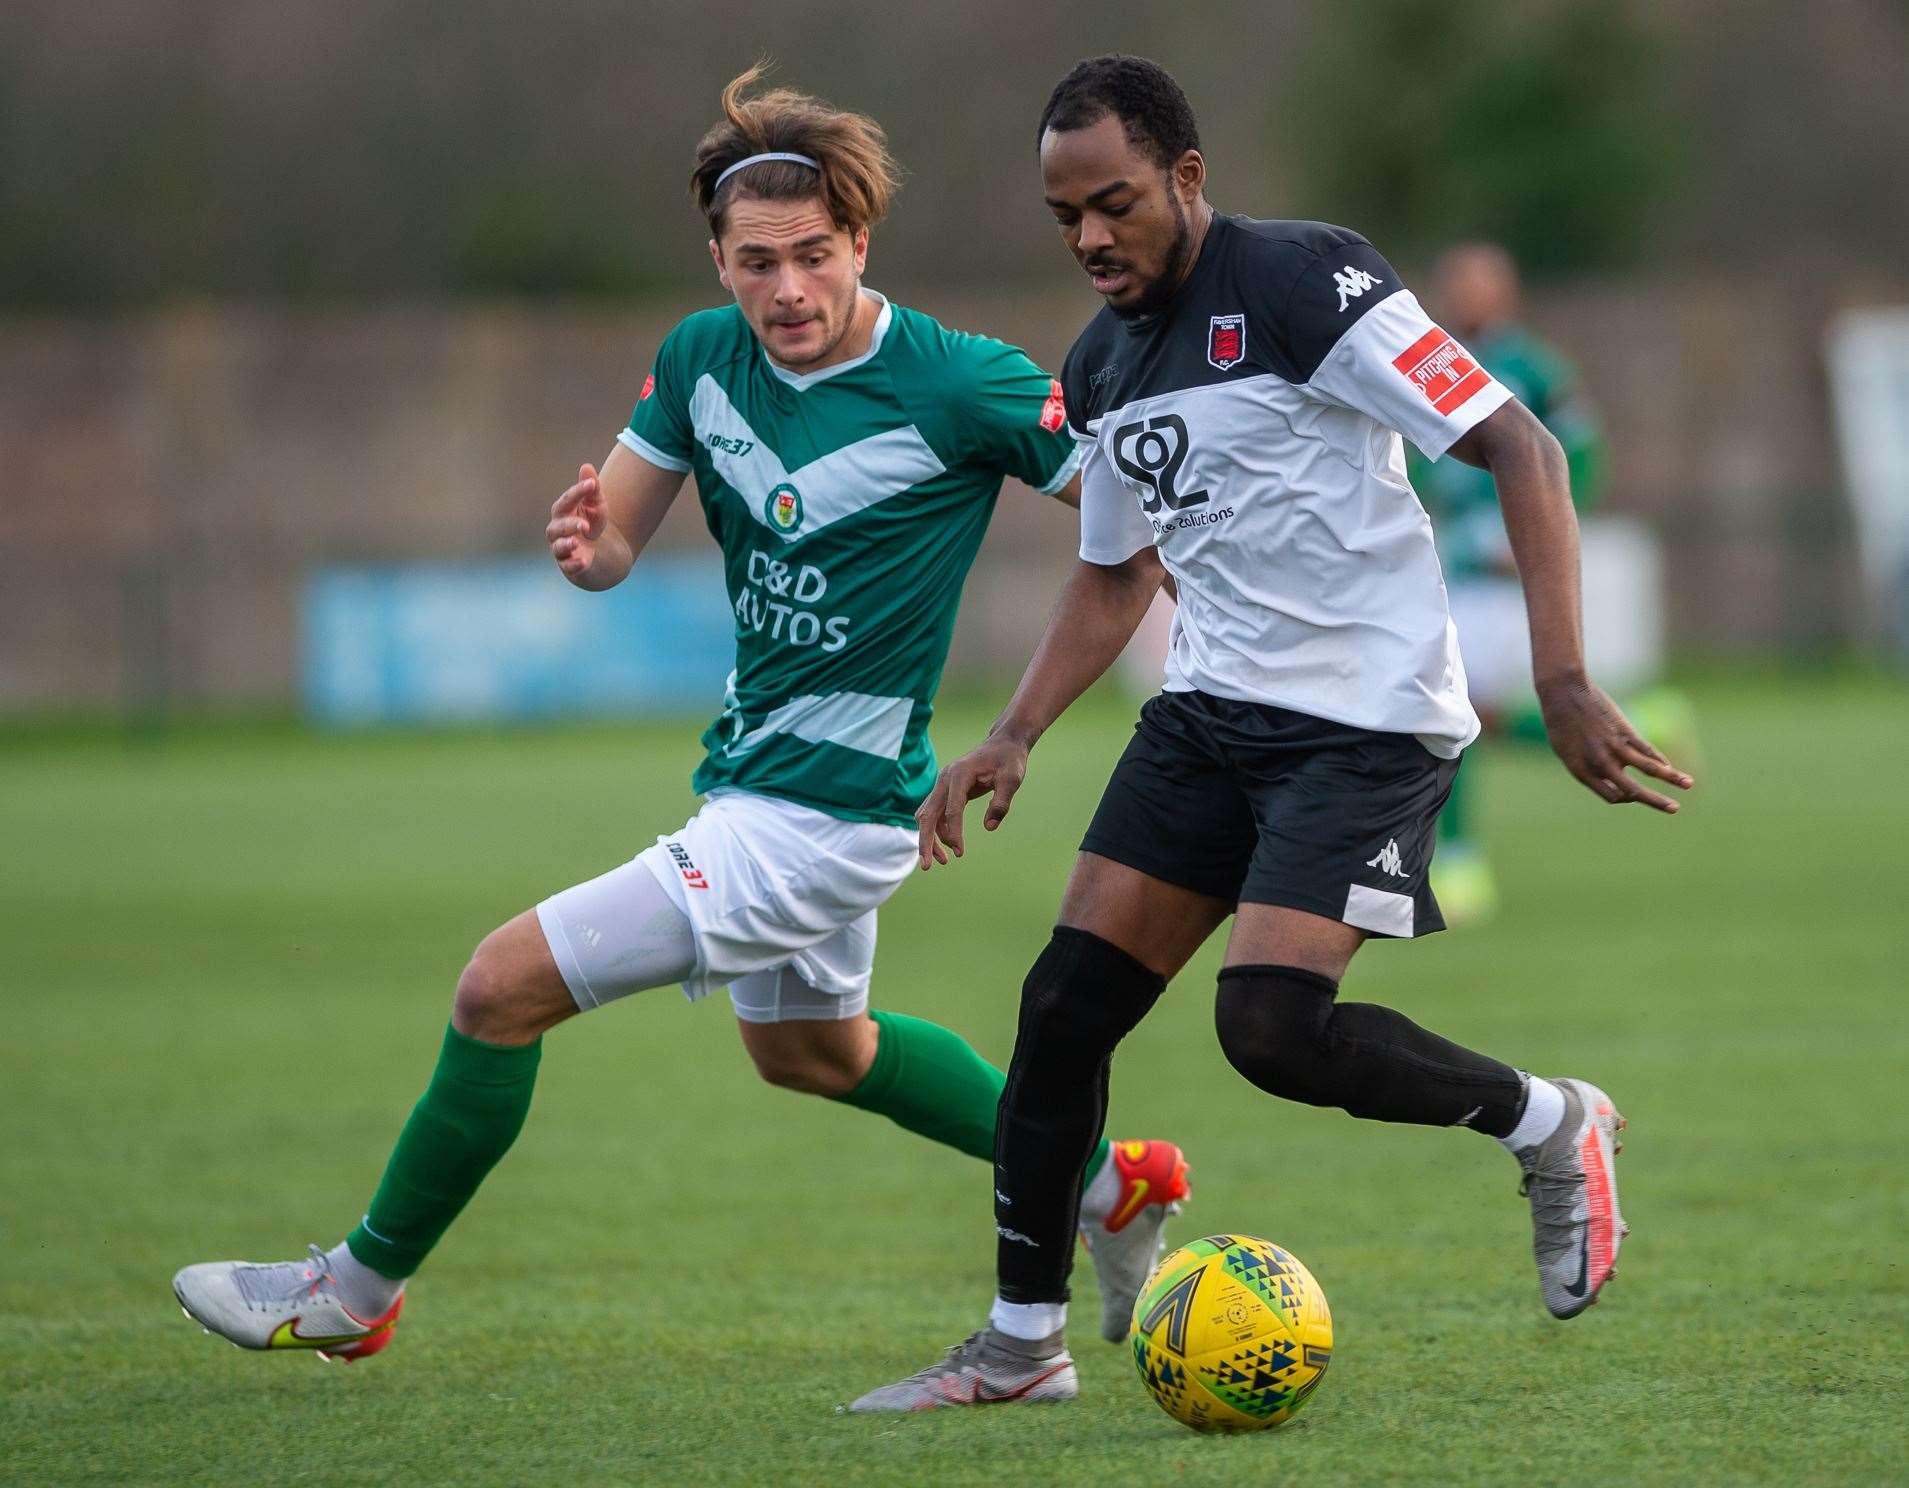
left=1110, top=189, right=1191, bottom=323
left=776, top=281, right=862, bottom=369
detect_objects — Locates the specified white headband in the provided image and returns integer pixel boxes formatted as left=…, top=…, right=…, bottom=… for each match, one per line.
left=714, top=152, right=822, bottom=192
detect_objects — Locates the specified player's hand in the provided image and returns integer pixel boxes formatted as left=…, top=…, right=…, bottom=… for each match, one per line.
left=1538, top=675, right=1694, bottom=813
left=547, top=463, right=607, bottom=580
left=914, top=736, right=1030, bottom=870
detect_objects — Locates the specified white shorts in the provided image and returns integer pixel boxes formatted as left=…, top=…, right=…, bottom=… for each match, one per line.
left=1447, top=578, right=1533, bottom=713
left=535, top=790, right=917, bottom=1021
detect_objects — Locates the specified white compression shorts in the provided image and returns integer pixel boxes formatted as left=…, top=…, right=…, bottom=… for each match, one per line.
left=533, top=790, right=917, bottom=1024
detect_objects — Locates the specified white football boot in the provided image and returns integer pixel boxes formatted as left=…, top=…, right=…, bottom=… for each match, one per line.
left=1079, top=1139, right=1191, bottom=1341
left=173, top=1245, right=404, bottom=1362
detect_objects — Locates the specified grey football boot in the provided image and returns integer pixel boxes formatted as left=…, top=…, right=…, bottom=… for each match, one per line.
left=1516, top=1077, right=1629, bottom=1319
left=848, top=1327, right=1077, bottom=1412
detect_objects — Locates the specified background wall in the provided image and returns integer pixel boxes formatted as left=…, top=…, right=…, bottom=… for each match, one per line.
left=2, top=0, right=1906, bottom=713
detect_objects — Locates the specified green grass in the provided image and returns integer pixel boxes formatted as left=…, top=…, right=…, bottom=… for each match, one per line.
left=2, top=674, right=1905, bottom=1486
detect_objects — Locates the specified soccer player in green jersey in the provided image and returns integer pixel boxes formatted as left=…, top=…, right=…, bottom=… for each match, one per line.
left=172, top=67, right=1188, bottom=1363
left=1411, top=243, right=1695, bottom=922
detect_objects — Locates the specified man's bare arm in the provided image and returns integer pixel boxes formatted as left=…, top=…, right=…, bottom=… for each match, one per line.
left=1447, top=401, right=1693, bottom=811
left=916, top=546, right=1165, bottom=867
left=546, top=443, right=687, bottom=591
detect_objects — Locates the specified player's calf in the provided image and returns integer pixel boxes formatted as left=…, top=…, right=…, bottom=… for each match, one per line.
left=994, top=931, right=1167, bottom=1305
left=1213, top=964, right=1526, bottom=1132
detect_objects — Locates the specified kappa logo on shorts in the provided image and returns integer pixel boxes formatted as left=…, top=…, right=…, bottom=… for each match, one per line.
left=665, top=840, right=709, bottom=890
left=1366, top=839, right=1406, bottom=877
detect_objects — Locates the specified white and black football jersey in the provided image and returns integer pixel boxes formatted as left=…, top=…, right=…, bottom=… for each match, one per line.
left=1063, top=215, right=1508, bottom=758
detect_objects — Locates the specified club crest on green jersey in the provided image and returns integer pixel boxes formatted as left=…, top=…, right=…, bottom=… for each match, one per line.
left=765, top=483, right=804, bottom=533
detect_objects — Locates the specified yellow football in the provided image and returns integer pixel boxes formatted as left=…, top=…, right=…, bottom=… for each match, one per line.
left=1129, top=1233, right=1334, bottom=1433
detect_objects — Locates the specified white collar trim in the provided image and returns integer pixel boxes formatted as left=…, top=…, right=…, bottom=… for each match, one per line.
left=762, top=290, right=892, bottom=390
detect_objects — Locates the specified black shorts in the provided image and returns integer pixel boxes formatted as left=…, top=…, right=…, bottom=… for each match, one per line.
left=1080, top=689, right=1460, bottom=938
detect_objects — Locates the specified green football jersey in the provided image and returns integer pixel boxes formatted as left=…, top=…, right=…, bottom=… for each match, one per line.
left=1409, top=323, right=1607, bottom=580
left=622, top=292, right=1079, bottom=827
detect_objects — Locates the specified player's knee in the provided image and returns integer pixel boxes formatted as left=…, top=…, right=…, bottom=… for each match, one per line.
left=452, top=929, right=544, bottom=1044
left=1214, top=966, right=1339, bottom=1102
left=1014, top=928, right=1167, bottom=1071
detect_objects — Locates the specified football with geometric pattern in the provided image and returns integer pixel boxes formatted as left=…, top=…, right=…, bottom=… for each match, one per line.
left=1129, top=1234, right=1333, bottom=1433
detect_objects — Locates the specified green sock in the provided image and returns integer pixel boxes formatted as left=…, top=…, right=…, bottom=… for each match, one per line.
left=838, top=1010, right=1109, bottom=1186
left=345, top=1023, right=542, bottom=1279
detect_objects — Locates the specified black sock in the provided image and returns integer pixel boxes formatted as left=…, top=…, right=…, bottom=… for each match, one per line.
left=994, top=928, right=1166, bottom=1305
left=1214, top=965, right=1527, bottom=1136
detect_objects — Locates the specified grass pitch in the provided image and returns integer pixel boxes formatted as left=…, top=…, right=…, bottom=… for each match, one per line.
left=2, top=673, right=1904, bottom=1486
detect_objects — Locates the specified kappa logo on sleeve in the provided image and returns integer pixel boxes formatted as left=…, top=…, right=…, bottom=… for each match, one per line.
left=638, top=373, right=656, bottom=402
left=1392, top=328, right=1491, bottom=416
left=1334, top=266, right=1383, bottom=311
left=1039, top=378, right=1067, bottom=432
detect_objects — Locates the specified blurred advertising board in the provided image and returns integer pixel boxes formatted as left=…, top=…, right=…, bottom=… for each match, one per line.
left=302, top=555, right=732, bottom=725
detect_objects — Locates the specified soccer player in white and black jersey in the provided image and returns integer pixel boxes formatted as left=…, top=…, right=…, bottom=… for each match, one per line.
left=852, top=55, right=1693, bottom=1411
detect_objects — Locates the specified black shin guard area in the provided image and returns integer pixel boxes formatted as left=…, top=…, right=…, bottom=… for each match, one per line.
left=995, top=927, right=1166, bottom=1304
left=1214, top=965, right=1526, bottom=1135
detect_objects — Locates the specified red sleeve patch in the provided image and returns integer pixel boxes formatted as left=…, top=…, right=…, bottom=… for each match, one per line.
left=1392, top=328, right=1490, bottom=416
left=637, top=373, right=656, bottom=402
left=1039, top=378, right=1066, bottom=433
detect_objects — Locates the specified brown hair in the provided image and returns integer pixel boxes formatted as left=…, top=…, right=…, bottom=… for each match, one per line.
left=691, top=64, right=901, bottom=239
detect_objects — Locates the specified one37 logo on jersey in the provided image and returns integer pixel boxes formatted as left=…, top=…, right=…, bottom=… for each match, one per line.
left=1112, top=413, right=1209, bottom=513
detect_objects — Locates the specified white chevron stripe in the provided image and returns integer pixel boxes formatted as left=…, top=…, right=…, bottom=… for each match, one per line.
left=690, top=375, right=946, bottom=542
left=730, top=691, right=915, bottom=761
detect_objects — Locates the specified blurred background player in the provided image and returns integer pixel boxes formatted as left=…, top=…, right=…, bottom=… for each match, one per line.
left=170, top=66, right=1187, bottom=1364
left=1411, top=242, right=1697, bottom=923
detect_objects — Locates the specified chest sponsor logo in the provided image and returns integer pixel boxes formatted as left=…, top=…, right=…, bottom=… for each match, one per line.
left=1207, top=314, right=1246, bottom=371
left=1039, top=378, right=1067, bottom=433
left=736, top=549, right=851, bottom=652
left=1334, top=266, right=1383, bottom=311
left=688, top=375, right=946, bottom=543
left=1391, top=327, right=1491, bottom=416
left=1112, top=414, right=1210, bottom=513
